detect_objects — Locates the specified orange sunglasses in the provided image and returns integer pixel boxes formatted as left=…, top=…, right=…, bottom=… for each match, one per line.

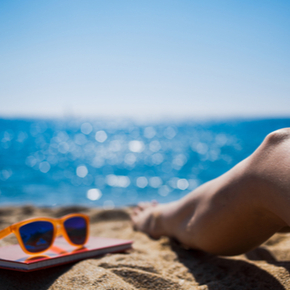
left=0, top=213, right=89, bottom=255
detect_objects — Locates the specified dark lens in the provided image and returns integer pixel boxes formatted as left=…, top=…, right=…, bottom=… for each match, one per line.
left=19, top=221, right=54, bottom=253
left=64, top=217, right=87, bottom=245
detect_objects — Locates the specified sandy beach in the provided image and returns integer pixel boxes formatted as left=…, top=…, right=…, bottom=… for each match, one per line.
left=0, top=206, right=290, bottom=289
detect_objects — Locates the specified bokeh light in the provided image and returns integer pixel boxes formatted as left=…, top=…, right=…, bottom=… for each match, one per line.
left=1, top=118, right=288, bottom=206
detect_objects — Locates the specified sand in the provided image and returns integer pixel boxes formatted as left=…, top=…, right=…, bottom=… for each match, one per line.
left=0, top=206, right=290, bottom=289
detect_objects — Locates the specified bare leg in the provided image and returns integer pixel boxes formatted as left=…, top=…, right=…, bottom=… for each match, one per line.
left=131, top=128, right=290, bottom=256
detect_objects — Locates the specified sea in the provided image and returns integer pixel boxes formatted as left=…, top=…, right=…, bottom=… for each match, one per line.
left=0, top=117, right=290, bottom=208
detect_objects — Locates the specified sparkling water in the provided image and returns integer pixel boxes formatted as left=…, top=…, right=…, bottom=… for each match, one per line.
left=0, top=118, right=289, bottom=207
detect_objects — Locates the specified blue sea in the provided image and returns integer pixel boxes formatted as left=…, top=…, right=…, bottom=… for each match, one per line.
left=0, top=118, right=290, bottom=208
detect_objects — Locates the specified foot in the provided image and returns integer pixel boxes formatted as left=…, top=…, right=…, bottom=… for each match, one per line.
left=131, top=201, right=180, bottom=239
left=131, top=201, right=165, bottom=239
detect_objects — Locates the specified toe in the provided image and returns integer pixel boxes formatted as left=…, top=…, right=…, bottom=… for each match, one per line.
left=137, top=202, right=150, bottom=210
left=133, top=207, right=141, bottom=215
left=152, top=200, right=158, bottom=206
left=138, top=200, right=159, bottom=210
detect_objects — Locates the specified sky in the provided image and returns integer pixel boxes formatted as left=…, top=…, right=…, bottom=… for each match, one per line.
left=0, top=0, right=289, bottom=120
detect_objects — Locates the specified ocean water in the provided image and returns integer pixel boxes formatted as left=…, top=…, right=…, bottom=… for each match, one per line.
left=0, top=117, right=290, bottom=208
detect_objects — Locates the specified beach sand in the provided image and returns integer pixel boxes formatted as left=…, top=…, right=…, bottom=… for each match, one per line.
left=0, top=206, right=290, bottom=289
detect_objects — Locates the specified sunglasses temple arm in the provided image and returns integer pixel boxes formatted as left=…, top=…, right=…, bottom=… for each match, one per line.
left=0, top=226, right=12, bottom=239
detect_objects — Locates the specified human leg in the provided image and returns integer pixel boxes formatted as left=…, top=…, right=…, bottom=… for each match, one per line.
left=131, top=129, right=290, bottom=255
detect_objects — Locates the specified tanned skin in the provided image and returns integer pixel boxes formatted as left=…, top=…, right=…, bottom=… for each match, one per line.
left=131, top=128, right=290, bottom=256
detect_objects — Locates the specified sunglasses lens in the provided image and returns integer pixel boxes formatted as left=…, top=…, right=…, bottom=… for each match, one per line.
left=19, top=221, right=54, bottom=253
left=64, top=216, right=87, bottom=245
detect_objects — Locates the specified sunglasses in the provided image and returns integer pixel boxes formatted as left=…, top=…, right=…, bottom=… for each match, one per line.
left=0, top=213, right=89, bottom=255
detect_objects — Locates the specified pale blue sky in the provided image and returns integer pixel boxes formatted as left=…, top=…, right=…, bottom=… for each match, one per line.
left=1, top=1, right=289, bottom=120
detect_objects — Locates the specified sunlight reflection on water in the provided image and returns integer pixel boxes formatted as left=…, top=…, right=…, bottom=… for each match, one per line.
left=1, top=118, right=288, bottom=207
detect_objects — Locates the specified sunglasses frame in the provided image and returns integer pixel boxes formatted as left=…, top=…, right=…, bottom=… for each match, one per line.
left=0, top=213, right=89, bottom=255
